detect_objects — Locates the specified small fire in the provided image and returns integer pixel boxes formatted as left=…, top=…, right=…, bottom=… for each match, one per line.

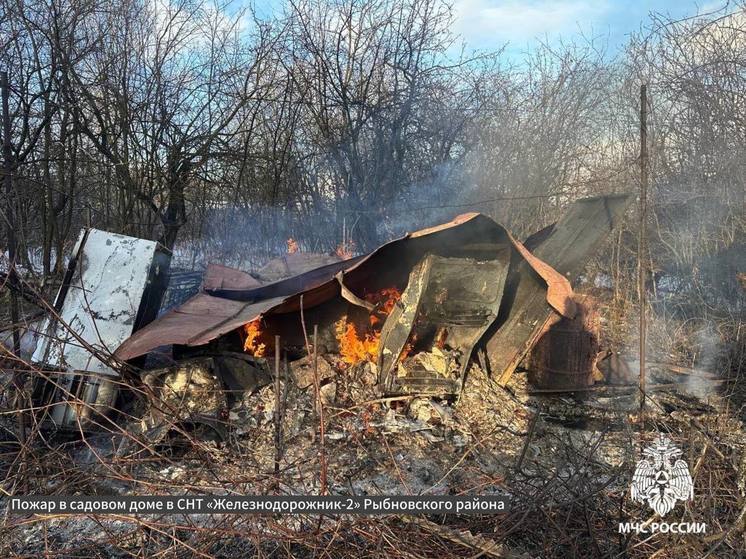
left=366, top=287, right=402, bottom=326
left=287, top=237, right=299, bottom=254
left=336, top=239, right=356, bottom=259
left=335, top=286, right=402, bottom=365
left=243, top=318, right=268, bottom=357
left=242, top=288, right=404, bottom=366
left=335, top=319, right=379, bottom=365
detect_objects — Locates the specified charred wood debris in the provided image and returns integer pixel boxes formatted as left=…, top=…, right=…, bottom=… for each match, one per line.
left=1, top=195, right=745, bottom=558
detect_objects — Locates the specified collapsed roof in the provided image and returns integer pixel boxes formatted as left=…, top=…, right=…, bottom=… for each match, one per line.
left=115, top=194, right=631, bottom=385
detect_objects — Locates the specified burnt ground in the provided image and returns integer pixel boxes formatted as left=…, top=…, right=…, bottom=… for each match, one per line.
left=1, top=356, right=744, bottom=558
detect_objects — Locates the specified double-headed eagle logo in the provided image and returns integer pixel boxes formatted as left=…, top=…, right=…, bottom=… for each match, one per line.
left=631, top=434, right=694, bottom=517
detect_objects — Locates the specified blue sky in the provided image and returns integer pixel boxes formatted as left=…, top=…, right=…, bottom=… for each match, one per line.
left=250, top=0, right=731, bottom=59
left=450, top=0, right=726, bottom=55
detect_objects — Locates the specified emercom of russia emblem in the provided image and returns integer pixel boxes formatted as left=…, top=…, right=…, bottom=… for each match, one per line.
left=631, top=434, right=694, bottom=516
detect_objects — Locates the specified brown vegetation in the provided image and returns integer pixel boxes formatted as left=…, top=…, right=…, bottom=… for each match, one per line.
left=1, top=0, right=745, bottom=557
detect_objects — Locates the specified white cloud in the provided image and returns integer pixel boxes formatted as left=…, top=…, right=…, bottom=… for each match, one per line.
left=453, top=0, right=610, bottom=47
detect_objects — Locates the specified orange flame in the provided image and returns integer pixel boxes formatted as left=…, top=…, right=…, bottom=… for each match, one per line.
left=335, top=239, right=356, bottom=259
left=366, top=287, right=401, bottom=324
left=335, top=319, right=379, bottom=365
left=242, top=287, right=403, bottom=366
left=335, top=286, right=402, bottom=365
left=287, top=237, right=299, bottom=254
left=243, top=318, right=268, bottom=357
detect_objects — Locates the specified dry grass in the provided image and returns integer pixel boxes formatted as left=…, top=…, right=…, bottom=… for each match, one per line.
left=1, top=272, right=744, bottom=558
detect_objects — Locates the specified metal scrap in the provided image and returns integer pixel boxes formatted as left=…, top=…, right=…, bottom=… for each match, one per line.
left=487, top=194, right=632, bottom=385
left=115, top=212, right=576, bottom=361
left=30, top=228, right=169, bottom=429
left=378, top=253, right=509, bottom=396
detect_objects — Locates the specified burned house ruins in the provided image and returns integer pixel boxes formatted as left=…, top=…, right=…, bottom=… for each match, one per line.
left=7, top=191, right=745, bottom=559
left=15, top=192, right=736, bottom=453
left=23, top=194, right=632, bottom=437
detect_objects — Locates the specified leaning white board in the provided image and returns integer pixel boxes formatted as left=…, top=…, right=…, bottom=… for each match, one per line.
left=32, top=229, right=158, bottom=377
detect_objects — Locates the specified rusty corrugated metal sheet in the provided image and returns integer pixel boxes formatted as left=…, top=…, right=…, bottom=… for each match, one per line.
left=115, top=293, right=287, bottom=360
left=255, top=252, right=343, bottom=283
left=212, top=255, right=365, bottom=302
left=202, top=263, right=263, bottom=291
left=115, top=212, right=575, bottom=361
left=116, top=258, right=365, bottom=360
left=488, top=194, right=632, bottom=385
